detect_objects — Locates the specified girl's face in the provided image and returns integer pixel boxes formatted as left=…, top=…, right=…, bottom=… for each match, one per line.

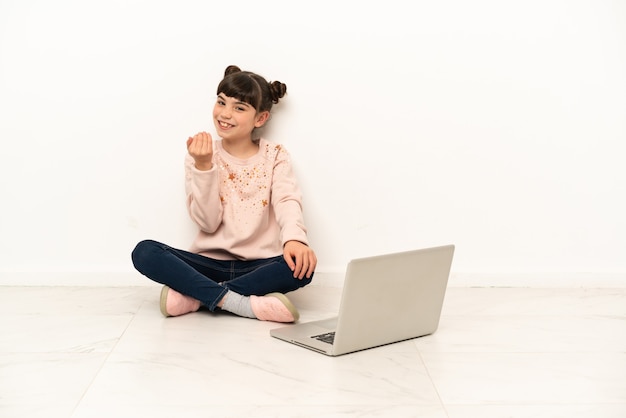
left=213, top=94, right=269, bottom=141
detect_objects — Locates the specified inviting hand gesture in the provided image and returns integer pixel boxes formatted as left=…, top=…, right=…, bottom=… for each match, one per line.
left=187, top=131, right=214, bottom=170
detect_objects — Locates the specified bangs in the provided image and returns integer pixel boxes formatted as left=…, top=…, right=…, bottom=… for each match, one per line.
left=217, top=73, right=262, bottom=110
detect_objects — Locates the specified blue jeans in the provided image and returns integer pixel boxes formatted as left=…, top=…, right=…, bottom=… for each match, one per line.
left=131, top=239, right=313, bottom=311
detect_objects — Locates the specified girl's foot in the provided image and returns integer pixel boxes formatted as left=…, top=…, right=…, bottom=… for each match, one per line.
left=250, top=293, right=300, bottom=323
left=160, top=286, right=201, bottom=317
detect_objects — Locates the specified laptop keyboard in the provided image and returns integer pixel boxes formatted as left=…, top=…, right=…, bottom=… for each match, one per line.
left=311, top=332, right=335, bottom=345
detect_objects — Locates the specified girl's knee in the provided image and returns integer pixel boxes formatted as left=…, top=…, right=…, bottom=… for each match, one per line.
left=298, top=275, right=314, bottom=289
left=131, top=239, right=160, bottom=268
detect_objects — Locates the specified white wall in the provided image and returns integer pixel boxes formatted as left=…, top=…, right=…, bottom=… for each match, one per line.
left=1, top=0, right=625, bottom=286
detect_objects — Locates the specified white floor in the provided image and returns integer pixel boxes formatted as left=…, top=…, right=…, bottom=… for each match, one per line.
left=0, top=284, right=625, bottom=418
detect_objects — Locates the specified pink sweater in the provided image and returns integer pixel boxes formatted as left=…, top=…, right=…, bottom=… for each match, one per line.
left=185, top=138, right=309, bottom=260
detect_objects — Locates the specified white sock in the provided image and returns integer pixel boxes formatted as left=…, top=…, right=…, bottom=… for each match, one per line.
left=220, top=291, right=256, bottom=318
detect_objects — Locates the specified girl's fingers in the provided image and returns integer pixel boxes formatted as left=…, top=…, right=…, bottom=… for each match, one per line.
left=187, top=132, right=213, bottom=157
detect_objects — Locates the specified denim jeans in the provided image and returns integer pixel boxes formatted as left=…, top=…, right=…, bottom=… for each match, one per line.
left=131, top=239, right=313, bottom=311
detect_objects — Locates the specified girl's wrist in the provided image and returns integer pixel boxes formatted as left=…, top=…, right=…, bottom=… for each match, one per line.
left=194, top=162, right=213, bottom=171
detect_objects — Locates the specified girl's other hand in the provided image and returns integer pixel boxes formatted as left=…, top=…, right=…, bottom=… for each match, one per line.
left=283, top=240, right=317, bottom=280
left=187, top=132, right=214, bottom=170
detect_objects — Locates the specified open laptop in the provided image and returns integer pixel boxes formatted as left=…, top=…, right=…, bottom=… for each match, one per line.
left=270, top=244, right=455, bottom=356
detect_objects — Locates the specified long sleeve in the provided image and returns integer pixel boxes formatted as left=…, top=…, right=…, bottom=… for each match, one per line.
left=270, top=145, right=309, bottom=247
left=185, top=152, right=223, bottom=233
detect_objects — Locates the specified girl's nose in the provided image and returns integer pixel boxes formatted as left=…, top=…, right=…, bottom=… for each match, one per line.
left=220, top=106, right=232, bottom=118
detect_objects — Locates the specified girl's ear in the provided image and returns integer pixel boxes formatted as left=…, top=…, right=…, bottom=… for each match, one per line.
left=255, top=111, right=270, bottom=128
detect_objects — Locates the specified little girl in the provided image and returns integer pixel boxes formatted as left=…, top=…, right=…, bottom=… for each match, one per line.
left=131, top=65, right=317, bottom=323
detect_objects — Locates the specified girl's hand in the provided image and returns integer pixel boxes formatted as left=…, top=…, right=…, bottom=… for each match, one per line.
left=283, top=241, right=317, bottom=280
left=187, top=132, right=214, bottom=170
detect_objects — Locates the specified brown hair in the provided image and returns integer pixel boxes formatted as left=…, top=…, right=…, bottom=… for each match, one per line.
left=216, top=65, right=287, bottom=113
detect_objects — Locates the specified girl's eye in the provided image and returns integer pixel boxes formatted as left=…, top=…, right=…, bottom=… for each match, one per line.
left=235, top=106, right=246, bottom=111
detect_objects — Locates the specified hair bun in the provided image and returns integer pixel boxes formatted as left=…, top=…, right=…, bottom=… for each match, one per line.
left=224, top=65, right=242, bottom=77
left=269, top=80, right=287, bottom=104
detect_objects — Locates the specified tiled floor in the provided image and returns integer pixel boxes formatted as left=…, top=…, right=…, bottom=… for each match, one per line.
left=0, top=284, right=624, bottom=418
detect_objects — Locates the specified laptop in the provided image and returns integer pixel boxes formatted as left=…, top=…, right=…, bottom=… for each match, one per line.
left=270, top=244, right=455, bottom=356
